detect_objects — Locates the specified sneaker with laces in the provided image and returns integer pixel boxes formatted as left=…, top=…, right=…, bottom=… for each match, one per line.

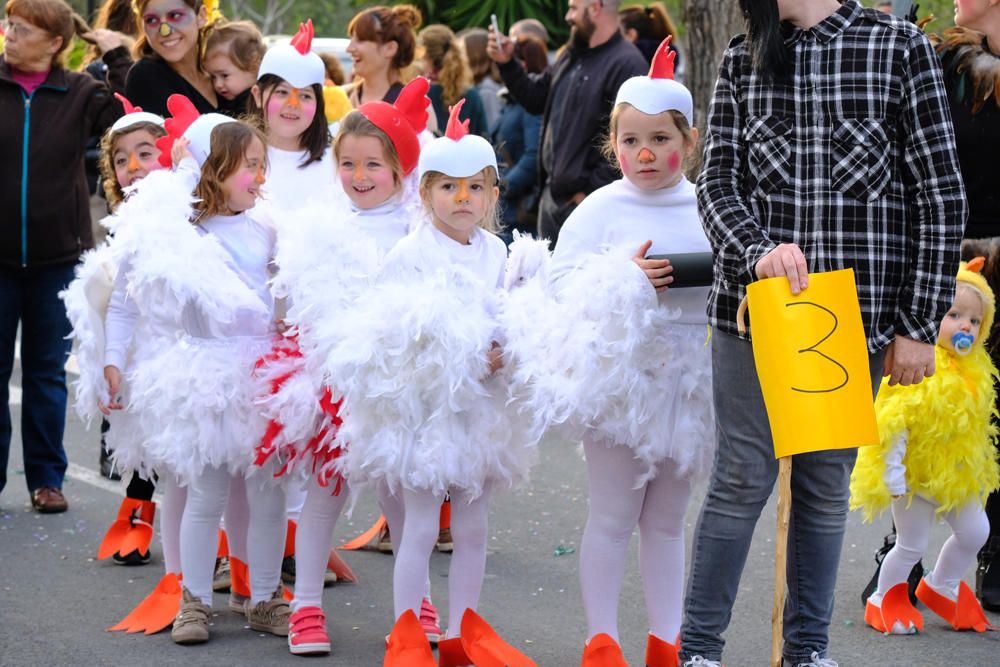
left=419, top=597, right=442, bottom=644
left=247, top=587, right=292, bottom=636
left=288, top=606, right=331, bottom=655
left=171, top=587, right=212, bottom=645
left=783, top=653, right=838, bottom=667
left=212, top=556, right=231, bottom=592
left=229, top=591, right=249, bottom=615
left=683, top=658, right=723, bottom=667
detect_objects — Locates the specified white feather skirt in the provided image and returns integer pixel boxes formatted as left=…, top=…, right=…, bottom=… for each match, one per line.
left=128, top=334, right=276, bottom=484
left=328, top=267, right=535, bottom=499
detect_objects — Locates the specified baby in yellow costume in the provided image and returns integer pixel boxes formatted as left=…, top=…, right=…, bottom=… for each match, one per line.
left=851, top=258, right=999, bottom=634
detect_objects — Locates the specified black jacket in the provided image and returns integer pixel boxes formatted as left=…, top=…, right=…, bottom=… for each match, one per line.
left=0, top=48, right=129, bottom=268
left=497, top=32, right=646, bottom=200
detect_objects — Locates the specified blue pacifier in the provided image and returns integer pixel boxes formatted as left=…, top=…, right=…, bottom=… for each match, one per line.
left=951, top=331, right=975, bottom=356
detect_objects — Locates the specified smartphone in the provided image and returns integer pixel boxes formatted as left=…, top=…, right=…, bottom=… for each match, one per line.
left=491, top=14, right=504, bottom=43
left=646, top=252, right=714, bottom=288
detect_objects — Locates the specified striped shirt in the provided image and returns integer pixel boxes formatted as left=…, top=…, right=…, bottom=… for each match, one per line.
left=698, top=0, right=966, bottom=351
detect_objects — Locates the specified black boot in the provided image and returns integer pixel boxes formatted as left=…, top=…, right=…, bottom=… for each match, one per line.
left=976, top=536, right=1000, bottom=611
left=99, top=418, right=121, bottom=481
left=861, top=526, right=923, bottom=607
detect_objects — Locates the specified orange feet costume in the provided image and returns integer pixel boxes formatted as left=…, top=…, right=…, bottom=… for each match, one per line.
left=916, top=578, right=992, bottom=632
left=97, top=498, right=155, bottom=561
left=580, top=633, right=627, bottom=667
left=383, top=609, right=537, bottom=667
left=645, top=633, right=680, bottom=667
left=864, top=582, right=923, bottom=634
left=106, top=572, right=182, bottom=634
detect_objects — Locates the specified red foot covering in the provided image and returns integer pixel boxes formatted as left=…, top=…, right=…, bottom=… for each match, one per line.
left=916, top=579, right=992, bottom=632
left=98, top=498, right=155, bottom=559
left=579, top=633, right=627, bottom=667
left=437, top=637, right=472, bottom=667
left=326, top=549, right=358, bottom=583
left=339, top=515, right=387, bottom=551
left=460, top=609, right=539, bottom=667
left=107, top=572, right=182, bottom=635
left=440, top=497, right=451, bottom=530
left=285, top=519, right=297, bottom=558
left=253, top=335, right=345, bottom=493
left=645, top=633, right=680, bottom=667
left=864, top=582, right=923, bottom=634
left=384, top=610, right=436, bottom=667
left=217, top=528, right=229, bottom=559
left=230, top=556, right=251, bottom=598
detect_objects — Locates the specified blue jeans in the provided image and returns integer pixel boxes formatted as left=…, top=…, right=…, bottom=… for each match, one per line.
left=679, top=331, right=884, bottom=664
left=0, top=263, right=75, bottom=495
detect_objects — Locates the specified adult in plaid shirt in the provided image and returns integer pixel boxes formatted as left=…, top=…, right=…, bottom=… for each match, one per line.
left=678, top=1, right=965, bottom=666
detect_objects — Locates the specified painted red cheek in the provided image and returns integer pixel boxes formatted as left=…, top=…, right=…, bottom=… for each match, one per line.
left=620, top=154, right=629, bottom=175
left=266, top=98, right=284, bottom=117
left=667, top=152, right=681, bottom=172
left=236, top=172, right=256, bottom=189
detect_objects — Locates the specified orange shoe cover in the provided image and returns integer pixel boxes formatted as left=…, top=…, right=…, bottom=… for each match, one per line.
left=284, top=519, right=297, bottom=559
left=645, top=633, right=680, bottom=667
left=97, top=498, right=155, bottom=560
left=106, top=572, right=182, bottom=635
left=440, top=498, right=451, bottom=531
left=916, top=578, right=992, bottom=632
left=438, top=637, right=473, bottom=667
left=579, top=633, right=627, bottom=667
left=230, top=556, right=251, bottom=598
left=384, top=610, right=436, bottom=667
left=327, top=549, right=358, bottom=583
left=339, top=515, right=387, bottom=551
left=459, top=609, right=538, bottom=667
left=864, top=582, right=923, bottom=634
left=217, top=528, right=229, bottom=559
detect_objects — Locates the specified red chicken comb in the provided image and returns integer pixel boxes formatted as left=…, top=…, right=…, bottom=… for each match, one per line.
left=648, top=36, right=676, bottom=80
left=290, top=19, right=314, bottom=56
left=114, top=93, right=142, bottom=115
left=444, top=99, right=469, bottom=141
left=395, top=76, right=430, bottom=134
left=155, top=94, right=201, bottom=167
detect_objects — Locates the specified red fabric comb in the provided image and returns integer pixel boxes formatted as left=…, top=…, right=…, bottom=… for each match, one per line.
left=290, top=19, right=314, bottom=56
left=114, top=93, right=141, bottom=115
left=395, top=77, right=430, bottom=134
left=444, top=99, right=469, bottom=141
left=155, top=94, right=201, bottom=167
left=648, top=36, right=676, bottom=80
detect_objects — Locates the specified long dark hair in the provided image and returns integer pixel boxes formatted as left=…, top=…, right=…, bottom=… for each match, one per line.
left=739, top=0, right=792, bottom=81
left=247, top=74, right=330, bottom=168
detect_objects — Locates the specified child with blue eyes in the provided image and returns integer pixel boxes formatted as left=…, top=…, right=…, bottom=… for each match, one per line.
left=851, top=259, right=1000, bottom=637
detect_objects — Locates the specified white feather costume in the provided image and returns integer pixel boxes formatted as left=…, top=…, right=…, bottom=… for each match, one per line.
left=327, top=224, right=536, bottom=499
left=99, top=169, right=277, bottom=483
left=510, top=177, right=715, bottom=485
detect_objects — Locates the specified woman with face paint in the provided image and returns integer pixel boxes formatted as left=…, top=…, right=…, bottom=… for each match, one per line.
left=547, top=38, right=709, bottom=667
left=124, top=0, right=223, bottom=117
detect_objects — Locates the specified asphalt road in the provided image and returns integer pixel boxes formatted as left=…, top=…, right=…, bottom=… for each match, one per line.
left=1, top=356, right=998, bottom=666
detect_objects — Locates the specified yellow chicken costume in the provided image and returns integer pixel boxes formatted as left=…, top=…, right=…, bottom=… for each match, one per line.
left=850, top=258, right=999, bottom=634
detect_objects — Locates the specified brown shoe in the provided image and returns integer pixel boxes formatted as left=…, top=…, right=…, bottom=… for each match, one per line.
left=247, top=587, right=291, bottom=636
left=171, top=587, right=212, bottom=644
left=31, top=487, right=68, bottom=513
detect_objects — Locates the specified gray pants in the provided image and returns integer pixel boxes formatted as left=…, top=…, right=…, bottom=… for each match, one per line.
left=679, top=330, right=884, bottom=664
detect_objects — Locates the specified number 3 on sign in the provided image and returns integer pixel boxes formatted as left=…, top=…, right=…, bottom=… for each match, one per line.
left=746, top=269, right=879, bottom=458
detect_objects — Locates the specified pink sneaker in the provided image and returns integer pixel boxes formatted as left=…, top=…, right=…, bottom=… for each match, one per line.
left=287, top=606, right=331, bottom=656
left=419, top=597, right=442, bottom=644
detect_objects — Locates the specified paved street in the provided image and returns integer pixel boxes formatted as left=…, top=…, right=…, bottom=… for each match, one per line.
left=1, top=355, right=998, bottom=666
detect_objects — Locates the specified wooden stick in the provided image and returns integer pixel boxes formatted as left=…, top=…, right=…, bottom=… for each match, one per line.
left=771, top=456, right=793, bottom=667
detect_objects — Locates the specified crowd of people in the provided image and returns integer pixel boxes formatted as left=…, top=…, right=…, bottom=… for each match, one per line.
left=1, top=0, right=999, bottom=666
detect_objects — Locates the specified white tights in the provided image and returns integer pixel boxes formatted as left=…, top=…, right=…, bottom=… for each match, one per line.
left=877, top=495, right=990, bottom=596
left=376, top=482, right=433, bottom=602
left=158, top=474, right=186, bottom=575
left=290, top=477, right=351, bottom=610
left=180, top=466, right=287, bottom=606
left=579, top=438, right=692, bottom=643
left=392, top=485, right=491, bottom=637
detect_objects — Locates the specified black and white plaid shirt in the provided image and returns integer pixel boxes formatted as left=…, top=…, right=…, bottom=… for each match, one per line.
left=699, top=0, right=966, bottom=351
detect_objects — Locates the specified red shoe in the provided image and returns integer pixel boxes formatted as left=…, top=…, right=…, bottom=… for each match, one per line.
left=864, top=582, right=922, bottom=634
left=645, top=633, right=680, bottom=667
left=288, top=606, right=331, bottom=656
left=420, top=597, right=443, bottom=644
left=916, top=577, right=992, bottom=632
left=106, top=572, right=182, bottom=635
left=580, top=633, right=627, bottom=667
left=98, top=498, right=155, bottom=560
left=459, top=609, right=538, bottom=667
left=385, top=610, right=436, bottom=667
left=438, top=637, right=472, bottom=666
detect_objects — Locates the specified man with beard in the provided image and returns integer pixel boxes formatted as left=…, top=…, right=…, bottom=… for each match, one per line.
left=678, top=1, right=964, bottom=666
left=488, top=0, right=645, bottom=244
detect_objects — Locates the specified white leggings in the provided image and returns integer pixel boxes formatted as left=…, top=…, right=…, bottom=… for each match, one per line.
left=392, top=485, right=491, bottom=637
left=180, top=466, right=287, bottom=606
left=877, top=495, right=990, bottom=596
left=290, top=477, right=351, bottom=610
left=579, top=438, right=692, bottom=642
left=376, top=482, right=433, bottom=601
left=158, top=474, right=186, bottom=576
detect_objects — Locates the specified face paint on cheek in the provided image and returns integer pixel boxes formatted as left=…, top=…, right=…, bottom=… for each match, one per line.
left=235, top=170, right=257, bottom=191
left=300, top=99, right=317, bottom=121
left=619, top=153, right=630, bottom=176
left=667, top=151, right=681, bottom=172
left=266, top=97, right=285, bottom=121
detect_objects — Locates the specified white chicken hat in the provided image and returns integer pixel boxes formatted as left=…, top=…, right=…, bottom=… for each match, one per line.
left=614, top=37, right=693, bottom=125
left=257, top=19, right=325, bottom=89
left=156, top=94, right=236, bottom=168
left=418, top=99, right=498, bottom=180
left=111, top=93, right=165, bottom=133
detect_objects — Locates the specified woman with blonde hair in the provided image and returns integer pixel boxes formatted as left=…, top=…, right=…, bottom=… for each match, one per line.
left=418, top=24, right=488, bottom=137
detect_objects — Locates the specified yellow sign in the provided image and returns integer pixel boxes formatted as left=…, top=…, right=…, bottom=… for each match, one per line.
left=746, top=269, right=878, bottom=458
